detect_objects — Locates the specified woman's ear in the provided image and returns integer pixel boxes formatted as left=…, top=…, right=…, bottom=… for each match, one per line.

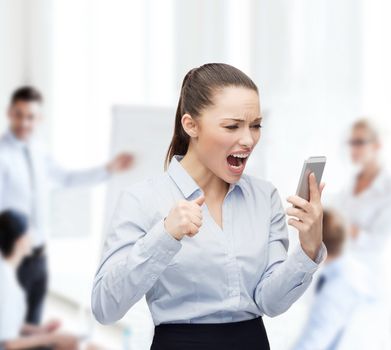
left=181, top=113, right=199, bottom=138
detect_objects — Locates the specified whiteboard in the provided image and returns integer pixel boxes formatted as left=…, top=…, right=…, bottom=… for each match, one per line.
left=105, top=105, right=175, bottom=227
left=104, top=105, right=175, bottom=349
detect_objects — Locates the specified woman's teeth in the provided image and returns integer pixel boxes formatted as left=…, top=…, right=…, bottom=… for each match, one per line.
left=230, top=154, right=249, bottom=158
left=226, top=153, right=249, bottom=170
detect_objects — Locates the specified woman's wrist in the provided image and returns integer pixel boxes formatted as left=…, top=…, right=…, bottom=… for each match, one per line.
left=164, top=217, right=182, bottom=241
left=301, top=242, right=322, bottom=262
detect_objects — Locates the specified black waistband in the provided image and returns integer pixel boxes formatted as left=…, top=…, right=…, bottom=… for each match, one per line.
left=156, top=316, right=263, bottom=330
left=151, top=317, right=270, bottom=350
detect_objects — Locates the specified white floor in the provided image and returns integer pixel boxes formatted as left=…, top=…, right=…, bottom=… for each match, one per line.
left=43, top=293, right=124, bottom=350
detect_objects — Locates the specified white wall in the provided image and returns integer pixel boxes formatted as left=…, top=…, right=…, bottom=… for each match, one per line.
left=0, top=0, right=26, bottom=131
left=361, top=0, right=391, bottom=164
left=0, top=0, right=54, bottom=139
left=252, top=0, right=363, bottom=197
left=24, top=0, right=55, bottom=141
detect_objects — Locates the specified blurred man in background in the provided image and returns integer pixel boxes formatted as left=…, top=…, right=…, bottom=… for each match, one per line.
left=292, top=209, right=390, bottom=350
left=0, top=86, right=134, bottom=324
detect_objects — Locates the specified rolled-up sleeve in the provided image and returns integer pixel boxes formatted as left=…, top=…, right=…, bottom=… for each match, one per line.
left=254, top=187, right=327, bottom=317
left=91, top=186, right=181, bottom=325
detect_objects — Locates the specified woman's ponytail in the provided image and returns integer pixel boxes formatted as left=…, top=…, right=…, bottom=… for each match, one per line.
left=164, top=94, right=190, bottom=170
left=164, top=69, right=196, bottom=170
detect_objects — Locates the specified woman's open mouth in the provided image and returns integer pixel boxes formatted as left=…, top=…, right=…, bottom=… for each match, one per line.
left=226, top=153, right=250, bottom=174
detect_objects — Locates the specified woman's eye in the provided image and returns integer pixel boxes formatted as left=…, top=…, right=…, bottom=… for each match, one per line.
left=225, top=124, right=262, bottom=130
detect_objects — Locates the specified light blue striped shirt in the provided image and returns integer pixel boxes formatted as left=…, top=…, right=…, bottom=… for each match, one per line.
left=92, top=155, right=326, bottom=325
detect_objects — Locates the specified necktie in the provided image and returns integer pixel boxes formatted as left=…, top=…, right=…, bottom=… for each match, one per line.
left=23, top=145, right=37, bottom=230
left=315, top=274, right=326, bottom=294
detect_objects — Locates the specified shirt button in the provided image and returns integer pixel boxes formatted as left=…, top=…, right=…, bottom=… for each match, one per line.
left=151, top=274, right=157, bottom=281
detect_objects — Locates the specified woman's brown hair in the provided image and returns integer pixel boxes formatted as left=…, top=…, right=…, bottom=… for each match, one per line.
left=164, top=63, right=258, bottom=170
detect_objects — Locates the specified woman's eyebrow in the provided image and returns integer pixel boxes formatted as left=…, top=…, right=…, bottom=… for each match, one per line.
left=222, top=117, right=262, bottom=122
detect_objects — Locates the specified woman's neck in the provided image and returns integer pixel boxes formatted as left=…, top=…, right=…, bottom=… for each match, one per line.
left=3, top=255, right=20, bottom=270
left=359, top=160, right=380, bottom=181
left=353, top=160, right=381, bottom=195
left=180, top=151, right=228, bottom=201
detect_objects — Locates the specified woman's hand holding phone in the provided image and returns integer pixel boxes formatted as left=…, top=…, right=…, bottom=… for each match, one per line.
left=164, top=195, right=205, bottom=240
left=286, top=173, right=325, bottom=261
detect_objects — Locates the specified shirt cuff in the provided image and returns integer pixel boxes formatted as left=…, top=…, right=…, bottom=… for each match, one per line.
left=140, top=218, right=182, bottom=265
left=102, top=166, right=113, bottom=179
left=290, top=242, right=327, bottom=274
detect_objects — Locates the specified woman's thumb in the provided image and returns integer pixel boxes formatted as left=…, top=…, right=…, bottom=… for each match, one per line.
left=193, top=194, right=205, bottom=206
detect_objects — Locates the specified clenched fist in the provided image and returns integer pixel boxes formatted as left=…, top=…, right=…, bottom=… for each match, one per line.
left=164, top=195, right=205, bottom=240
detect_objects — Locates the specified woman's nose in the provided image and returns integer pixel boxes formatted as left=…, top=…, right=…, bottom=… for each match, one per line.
left=239, top=129, right=255, bottom=148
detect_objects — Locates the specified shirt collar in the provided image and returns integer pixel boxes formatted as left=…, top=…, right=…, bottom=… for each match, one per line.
left=370, top=167, right=389, bottom=193
left=321, top=255, right=346, bottom=279
left=167, top=154, right=248, bottom=199
left=350, top=166, right=390, bottom=195
left=4, top=129, right=29, bottom=149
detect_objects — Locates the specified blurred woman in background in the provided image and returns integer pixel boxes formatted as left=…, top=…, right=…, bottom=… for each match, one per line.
left=334, top=118, right=391, bottom=301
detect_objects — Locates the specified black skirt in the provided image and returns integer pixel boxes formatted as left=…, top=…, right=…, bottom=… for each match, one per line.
left=150, top=317, right=270, bottom=350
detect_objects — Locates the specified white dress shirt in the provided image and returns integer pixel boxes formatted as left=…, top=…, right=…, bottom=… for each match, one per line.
left=292, top=254, right=390, bottom=350
left=0, top=257, right=26, bottom=343
left=0, top=130, right=111, bottom=247
left=92, top=154, right=326, bottom=325
left=332, top=168, right=391, bottom=293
